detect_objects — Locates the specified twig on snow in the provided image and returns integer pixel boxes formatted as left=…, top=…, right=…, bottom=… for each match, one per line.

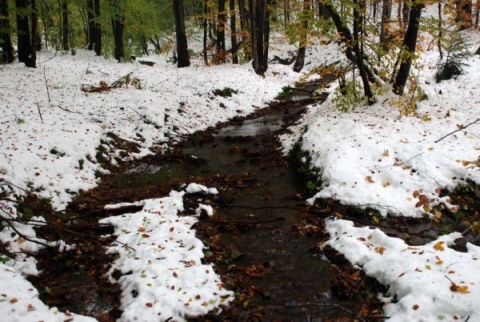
left=43, top=65, right=51, bottom=102
left=435, top=118, right=480, bottom=143
left=35, top=103, right=43, bottom=122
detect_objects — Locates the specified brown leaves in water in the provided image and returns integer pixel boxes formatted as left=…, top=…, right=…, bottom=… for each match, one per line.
left=245, top=263, right=270, bottom=278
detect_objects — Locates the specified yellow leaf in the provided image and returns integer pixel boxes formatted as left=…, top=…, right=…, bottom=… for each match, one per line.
left=425, top=264, right=431, bottom=270
left=434, top=241, right=445, bottom=251
left=383, top=149, right=390, bottom=157
left=375, top=246, right=385, bottom=255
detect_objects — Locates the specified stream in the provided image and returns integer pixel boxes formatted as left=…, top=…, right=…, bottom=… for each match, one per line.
left=30, top=76, right=375, bottom=321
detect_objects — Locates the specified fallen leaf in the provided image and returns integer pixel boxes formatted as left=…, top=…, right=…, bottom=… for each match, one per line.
left=450, top=282, right=470, bottom=293
left=9, top=298, right=18, bottom=304
left=365, top=176, right=375, bottom=183
left=145, top=303, right=153, bottom=307
left=412, top=304, right=419, bottom=310
left=434, top=241, right=445, bottom=251
left=375, top=246, right=385, bottom=255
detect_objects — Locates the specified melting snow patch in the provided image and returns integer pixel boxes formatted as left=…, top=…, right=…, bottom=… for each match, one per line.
left=100, top=183, right=233, bottom=321
left=324, top=218, right=480, bottom=322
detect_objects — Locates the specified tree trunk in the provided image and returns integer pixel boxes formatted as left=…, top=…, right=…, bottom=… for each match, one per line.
left=217, top=0, right=226, bottom=62
left=87, top=0, right=94, bottom=50
left=93, top=0, right=101, bottom=56
left=293, top=0, right=310, bottom=72
left=379, top=0, right=392, bottom=49
left=16, top=0, right=31, bottom=64
left=250, top=0, right=270, bottom=75
left=230, top=0, right=238, bottom=63
left=110, top=0, right=125, bottom=62
left=237, top=0, right=251, bottom=60
left=323, top=3, right=376, bottom=83
left=61, top=0, right=69, bottom=50
left=28, top=0, right=37, bottom=67
left=353, top=0, right=374, bottom=102
left=393, top=0, right=424, bottom=95
left=0, top=0, right=14, bottom=63
left=203, top=0, right=208, bottom=64
left=438, top=1, right=443, bottom=60
left=173, top=0, right=190, bottom=67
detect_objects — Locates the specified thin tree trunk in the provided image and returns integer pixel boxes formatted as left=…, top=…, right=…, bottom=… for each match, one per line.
left=61, top=0, right=69, bottom=50
left=28, top=0, right=37, bottom=67
left=110, top=0, right=125, bottom=62
left=217, top=0, right=226, bottom=62
left=438, top=1, right=443, bottom=60
left=293, top=0, right=310, bottom=72
left=0, top=0, right=14, bottom=63
left=379, top=0, right=392, bottom=48
left=173, top=0, right=190, bottom=67
left=393, top=0, right=424, bottom=95
left=16, top=0, right=31, bottom=64
left=87, top=0, right=94, bottom=50
left=203, top=0, right=208, bottom=64
left=250, top=0, right=270, bottom=74
left=353, top=0, right=374, bottom=102
left=93, top=0, right=101, bottom=56
left=230, top=0, right=238, bottom=63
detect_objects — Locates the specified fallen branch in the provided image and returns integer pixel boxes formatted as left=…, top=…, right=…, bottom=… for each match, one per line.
left=35, top=103, right=43, bottom=122
left=435, top=118, right=480, bottom=143
left=43, top=66, right=51, bottom=102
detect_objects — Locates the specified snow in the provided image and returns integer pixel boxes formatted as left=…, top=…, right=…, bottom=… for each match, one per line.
left=325, top=219, right=480, bottom=322
left=100, top=184, right=233, bottom=321
left=1, top=28, right=479, bottom=322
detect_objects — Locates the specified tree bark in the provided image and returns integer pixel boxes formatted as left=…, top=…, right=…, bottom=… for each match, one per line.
left=110, top=0, right=125, bottom=62
left=379, top=0, right=392, bottom=49
left=61, top=0, right=69, bottom=50
left=230, top=0, right=238, bottom=63
left=217, top=0, right=226, bottom=62
left=16, top=0, right=31, bottom=64
left=173, top=0, right=190, bottom=67
left=203, top=0, right=208, bottom=64
left=353, top=0, right=374, bottom=102
left=293, top=0, right=310, bottom=72
left=86, top=0, right=94, bottom=50
left=93, top=0, right=101, bottom=56
left=0, top=0, right=14, bottom=63
left=250, top=0, right=270, bottom=75
left=393, top=0, right=424, bottom=95
left=29, top=0, right=37, bottom=67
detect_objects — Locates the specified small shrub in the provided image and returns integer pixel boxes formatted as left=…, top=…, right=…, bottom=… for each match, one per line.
left=275, top=86, right=294, bottom=100
left=212, top=87, right=238, bottom=97
left=436, top=32, right=471, bottom=83
left=333, top=77, right=362, bottom=112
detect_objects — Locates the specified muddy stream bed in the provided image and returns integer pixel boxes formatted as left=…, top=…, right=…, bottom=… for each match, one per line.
left=29, top=78, right=386, bottom=321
